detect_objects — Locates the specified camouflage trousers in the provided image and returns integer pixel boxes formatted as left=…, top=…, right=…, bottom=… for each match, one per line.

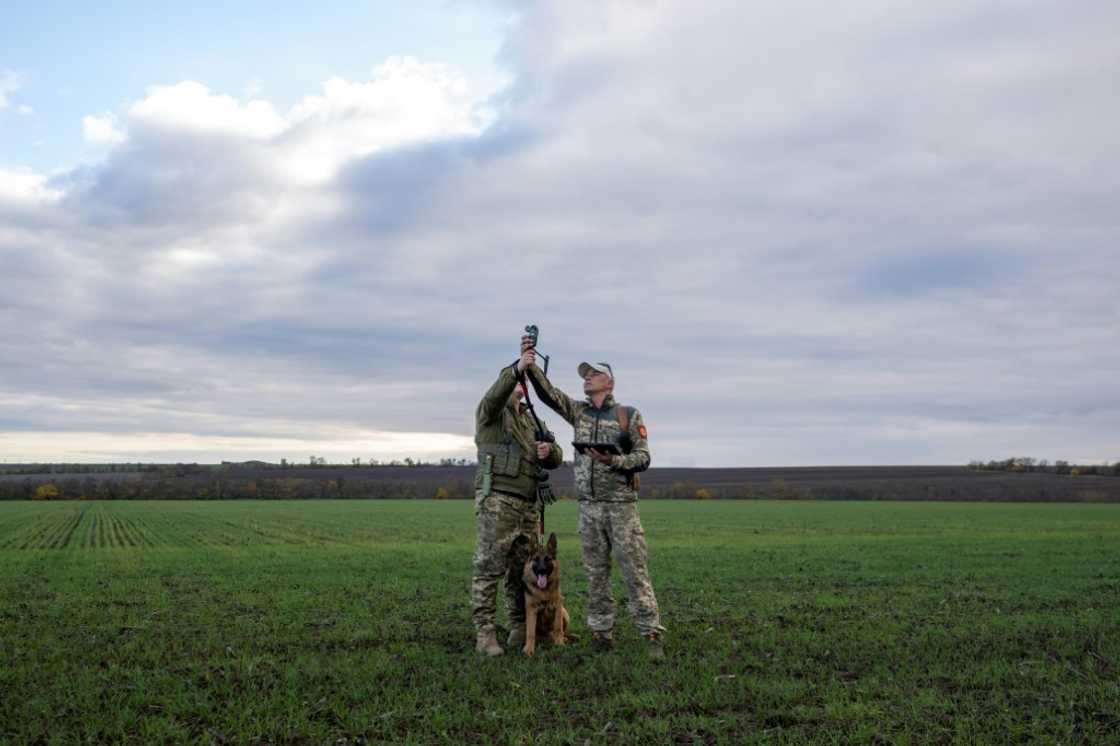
left=579, top=501, right=666, bottom=636
left=471, top=490, right=540, bottom=632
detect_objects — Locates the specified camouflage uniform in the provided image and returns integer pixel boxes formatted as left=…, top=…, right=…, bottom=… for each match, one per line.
left=471, top=363, right=563, bottom=634
left=525, top=364, right=666, bottom=637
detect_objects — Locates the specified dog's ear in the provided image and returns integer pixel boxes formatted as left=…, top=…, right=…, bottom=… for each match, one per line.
left=546, top=532, right=557, bottom=558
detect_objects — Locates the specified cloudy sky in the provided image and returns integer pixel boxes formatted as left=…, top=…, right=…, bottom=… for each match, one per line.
left=1, top=1, right=1117, bottom=466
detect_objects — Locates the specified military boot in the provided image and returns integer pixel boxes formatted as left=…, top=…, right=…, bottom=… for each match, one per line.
left=643, top=632, right=665, bottom=661
left=591, top=630, right=614, bottom=652
left=507, top=624, right=526, bottom=648
left=475, top=627, right=504, bottom=657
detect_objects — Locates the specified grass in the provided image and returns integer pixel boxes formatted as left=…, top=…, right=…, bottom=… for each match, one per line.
left=0, top=499, right=1118, bottom=744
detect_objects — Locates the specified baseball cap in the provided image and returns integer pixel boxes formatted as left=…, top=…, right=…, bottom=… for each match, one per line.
left=578, top=361, right=614, bottom=379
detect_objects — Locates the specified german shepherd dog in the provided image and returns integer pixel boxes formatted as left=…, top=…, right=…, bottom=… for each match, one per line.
left=519, top=532, right=571, bottom=656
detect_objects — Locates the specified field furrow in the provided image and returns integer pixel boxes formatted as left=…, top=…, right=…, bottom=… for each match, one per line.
left=106, top=513, right=123, bottom=547
left=117, top=514, right=138, bottom=547
left=119, top=514, right=139, bottom=547
left=37, top=510, right=76, bottom=549
left=81, top=510, right=98, bottom=548
left=98, top=508, right=108, bottom=547
left=128, top=516, right=155, bottom=547
left=128, top=514, right=163, bottom=547
left=0, top=506, right=43, bottom=545
left=0, top=511, right=50, bottom=548
left=18, top=514, right=61, bottom=549
left=54, top=507, right=86, bottom=549
left=116, top=515, right=141, bottom=547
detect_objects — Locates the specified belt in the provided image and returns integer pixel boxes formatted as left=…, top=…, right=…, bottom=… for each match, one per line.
left=493, top=489, right=537, bottom=503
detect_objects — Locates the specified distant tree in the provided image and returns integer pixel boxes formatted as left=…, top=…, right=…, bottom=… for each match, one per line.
left=668, top=482, right=693, bottom=500
left=434, top=487, right=451, bottom=500
left=1055, top=460, right=1071, bottom=475
left=368, top=458, right=380, bottom=467
left=352, top=457, right=362, bottom=468
left=34, top=484, right=59, bottom=501
left=694, top=488, right=712, bottom=500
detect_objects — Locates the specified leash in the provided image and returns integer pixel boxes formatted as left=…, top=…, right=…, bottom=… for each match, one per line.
left=519, top=325, right=555, bottom=540
left=517, top=368, right=554, bottom=539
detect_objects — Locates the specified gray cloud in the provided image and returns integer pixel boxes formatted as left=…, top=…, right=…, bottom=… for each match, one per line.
left=1, top=0, right=1117, bottom=464
left=60, top=133, right=277, bottom=230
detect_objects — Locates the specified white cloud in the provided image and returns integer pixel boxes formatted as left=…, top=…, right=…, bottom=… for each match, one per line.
left=17, top=104, right=33, bottom=116
left=280, top=56, right=491, bottom=182
left=82, top=112, right=126, bottom=145
left=0, top=167, right=61, bottom=203
left=128, top=80, right=284, bottom=138
left=83, top=56, right=491, bottom=184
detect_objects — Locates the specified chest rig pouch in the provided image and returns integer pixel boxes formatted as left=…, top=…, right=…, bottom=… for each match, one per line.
left=478, top=441, right=524, bottom=478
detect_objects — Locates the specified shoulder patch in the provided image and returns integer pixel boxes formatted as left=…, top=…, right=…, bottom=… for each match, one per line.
left=637, top=425, right=648, bottom=439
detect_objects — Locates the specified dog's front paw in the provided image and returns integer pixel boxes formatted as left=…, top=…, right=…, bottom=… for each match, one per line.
left=551, top=634, right=565, bottom=646
left=522, top=644, right=535, bottom=656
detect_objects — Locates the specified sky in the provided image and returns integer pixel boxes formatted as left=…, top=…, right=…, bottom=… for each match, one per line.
left=1, top=0, right=1117, bottom=467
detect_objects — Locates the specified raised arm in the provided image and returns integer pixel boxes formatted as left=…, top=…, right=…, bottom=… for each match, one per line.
left=524, top=363, right=581, bottom=426
left=476, top=363, right=519, bottom=425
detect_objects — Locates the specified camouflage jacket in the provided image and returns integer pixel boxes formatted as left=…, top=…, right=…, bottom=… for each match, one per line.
left=474, top=363, right=563, bottom=500
left=525, top=364, right=650, bottom=503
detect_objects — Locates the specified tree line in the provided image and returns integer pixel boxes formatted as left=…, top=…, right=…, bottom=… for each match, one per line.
left=10, top=470, right=1120, bottom=502
left=0, top=457, right=476, bottom=477
left=13, top=475, right=478, bottom=502
left=967, top=458, right=1120, bottom=476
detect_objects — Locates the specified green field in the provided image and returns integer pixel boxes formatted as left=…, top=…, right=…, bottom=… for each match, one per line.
left=1, top=500, right=1118, bottom=744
